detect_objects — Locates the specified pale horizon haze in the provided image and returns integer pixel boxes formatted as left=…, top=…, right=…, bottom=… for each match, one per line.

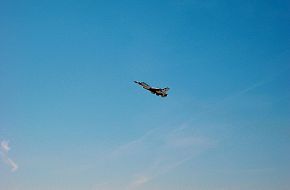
left=0, top=1, right=290, bottom=190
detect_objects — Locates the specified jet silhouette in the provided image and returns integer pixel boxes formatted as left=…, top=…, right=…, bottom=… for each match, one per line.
left=134, top=81, right=170, bottom=97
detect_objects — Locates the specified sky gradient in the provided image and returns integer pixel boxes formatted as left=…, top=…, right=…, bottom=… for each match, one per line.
left=1, top=0, right=290, bottom=190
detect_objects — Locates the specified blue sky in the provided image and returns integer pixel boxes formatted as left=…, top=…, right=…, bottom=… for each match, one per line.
left=0, top=0, right=289, bottom=190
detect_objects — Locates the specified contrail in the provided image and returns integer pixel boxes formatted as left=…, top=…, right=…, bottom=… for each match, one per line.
left=124, top=67, right=290, bottom=188
left=101, top=65, right=290, bottom=190
left=109, top=127, right=160, bottom=158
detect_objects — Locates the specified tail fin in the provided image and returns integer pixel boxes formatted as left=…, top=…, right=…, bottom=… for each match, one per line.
left=163, top=87, right=170, bottom=92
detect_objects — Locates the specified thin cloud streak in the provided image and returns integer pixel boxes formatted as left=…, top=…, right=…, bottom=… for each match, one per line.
left=95, top=69, right=288, bottom=190
left=122, top=75, right=281, bottom=188
left=128, top=136, right=217, bottom=189
left=111, top=68, right=287, bottom=160
left=129, top=176, right=151, bottom=189
left=109, top=127, right=160, bottom=158
left=0, top=140, right=18, bottom=172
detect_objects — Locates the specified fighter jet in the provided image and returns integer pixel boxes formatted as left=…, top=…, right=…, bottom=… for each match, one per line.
left=134, top=81, right=170, bottom=97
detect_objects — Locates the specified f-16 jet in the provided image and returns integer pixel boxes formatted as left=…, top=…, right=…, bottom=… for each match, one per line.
left=134, top=81, right=170, bottom=97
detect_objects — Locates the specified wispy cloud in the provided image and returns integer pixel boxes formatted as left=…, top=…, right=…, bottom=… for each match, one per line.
left=109, top=127, right=160, bottom=158
left=140, top=137, right=215, bottom=186
left=1, top=140, right=10, bottom=152
left=93, top=72, right=287, bottom=190
left=92, top=123, right=216, bottom=190
left=129, top=176, right=151, bottom=189
left=121, top=126, right=217, bottom=189
left=0, top=140, right=18, bottom=172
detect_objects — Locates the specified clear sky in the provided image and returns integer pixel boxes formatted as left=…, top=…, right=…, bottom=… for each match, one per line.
left=0, top=0, right=290, bottom=190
